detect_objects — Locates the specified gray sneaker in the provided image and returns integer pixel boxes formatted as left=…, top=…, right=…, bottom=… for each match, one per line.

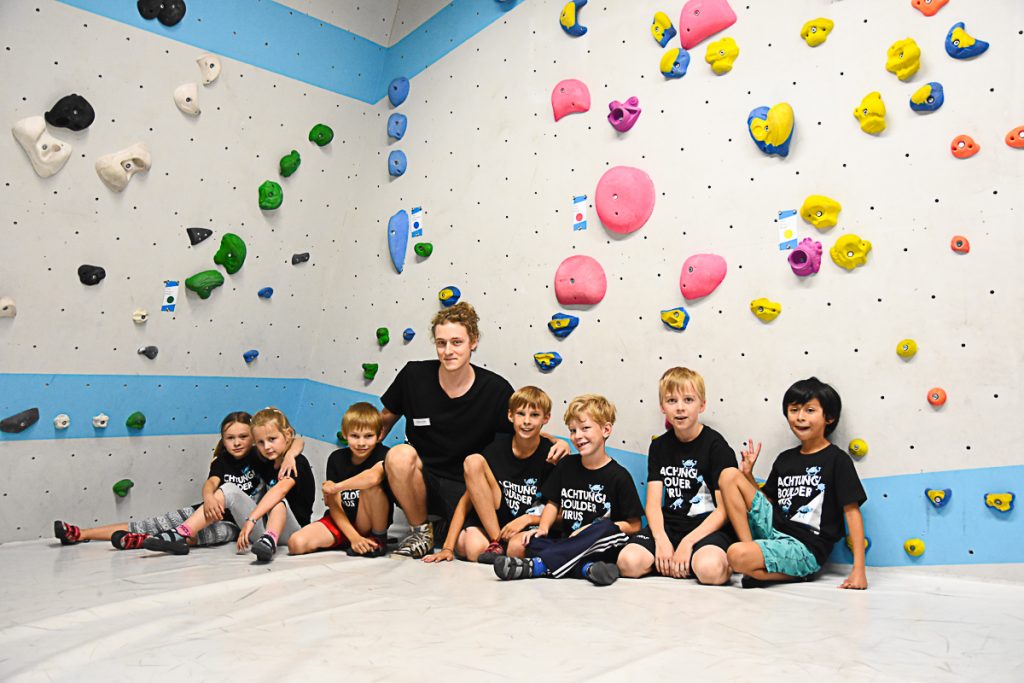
left=392, top=522, right=433, bottom=559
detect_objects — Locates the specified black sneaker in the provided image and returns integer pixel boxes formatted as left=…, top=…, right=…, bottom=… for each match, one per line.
left=251, top=534, right=277, bottom=562
left=111, top=531, right=149, bottom=550
left=494, top=556, right=535, bottom=580
left=477, top=540, right=505, bottom=565
left=584, top=561, right=620, bottom=586
left=143, top=535, right=190, bottom=555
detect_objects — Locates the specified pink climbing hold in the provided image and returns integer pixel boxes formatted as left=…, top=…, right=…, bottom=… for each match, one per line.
left=678, top=0, right=737, bottom=50
left=595, top=166, right=655, bottom=235
left=607, top=97, right=642, bottom=132
left=551, top=79, right=591, bottom=122
left=554, top=255, right=607, bottom=306
left=679, top=254, right=727, bottom=300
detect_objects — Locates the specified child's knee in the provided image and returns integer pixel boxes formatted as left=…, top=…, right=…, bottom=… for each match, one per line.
left=718, top=467, right=741, bottom=490
left=506, top=535, right=527, bottom=558
left=463, top=453, right=486, bottom=478
left=692, top=548, right=731, bottom=585
left=616, top=545, right=652, bottom=578
left=287, top=533, right=311, bottom=555
left=726, top=542, right=758, bottom=573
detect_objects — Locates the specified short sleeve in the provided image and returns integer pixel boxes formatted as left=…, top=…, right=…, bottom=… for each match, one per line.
left=380, top=363, right=409, bottom=415
left=207, top=457, right=225, bottom=481
left=708, top=436, right=737, bottom=491
left=647, top=439, right=663, bottom=483
left=614, top=467, right=645, bottom=521
left=761, top=458, right=781, bottom=501
left=325, top=450, right=344, bottom=481
left=833, top=451, right=868, bottom=508
left=540, top=460, right=564, bottom=506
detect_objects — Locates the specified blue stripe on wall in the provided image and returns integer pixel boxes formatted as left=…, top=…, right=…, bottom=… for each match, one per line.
left=56, top=0, right=526, bottom=104
left=1, top=372, right=1019, bottom=568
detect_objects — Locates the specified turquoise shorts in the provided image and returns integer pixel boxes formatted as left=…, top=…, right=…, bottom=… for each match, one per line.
left=748, top=491, right=820, bottom=578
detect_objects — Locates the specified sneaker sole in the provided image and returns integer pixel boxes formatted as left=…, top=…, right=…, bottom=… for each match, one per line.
left=143, top=537, right=190, bottom=555
left=251, top=545, right=275, bottom=562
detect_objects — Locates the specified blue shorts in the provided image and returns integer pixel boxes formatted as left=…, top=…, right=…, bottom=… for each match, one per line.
left=748, top=491, right=820, bottom=578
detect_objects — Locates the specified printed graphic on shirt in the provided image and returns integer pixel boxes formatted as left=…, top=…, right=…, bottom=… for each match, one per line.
left=502, top=477, right=543, bottom=516
left=561, top=483, right=613, bottom=531
left=224, top=465, right=261, bottom=500
left=340, top=489, right=361, bottom=512
left=661, top=459, right=715, bottom=517
left=776, top=465, right=826, bottom=534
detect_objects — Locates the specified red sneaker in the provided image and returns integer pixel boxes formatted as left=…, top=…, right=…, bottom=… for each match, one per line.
left=111, top=531, right=150, bottom=550
left=477, top=540, right=505, bottom=565
left=54, top=520, right=82, bottom=546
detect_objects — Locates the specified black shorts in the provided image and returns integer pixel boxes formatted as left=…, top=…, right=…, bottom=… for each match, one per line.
left=463, top=498, right=515, bottom=534
left=625, top=524, right=736, bottom=559
left=422, top=468, right=466, bottom=522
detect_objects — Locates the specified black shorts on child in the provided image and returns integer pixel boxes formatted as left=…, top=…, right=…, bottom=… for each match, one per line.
left=463, top=497, right=516, bottom=533
left=626, top=524, right=736, bottom=564
left=423, top=468, right=466, bottom=522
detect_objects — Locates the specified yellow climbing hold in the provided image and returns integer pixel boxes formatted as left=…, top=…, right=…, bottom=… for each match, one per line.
left=750, top=298, right=781, bottom=323
left=904, top=538, right=925, bottom=557
left=705, top=37, right=740, bottom=75
left=800, top=18, right=834, bottom=47
left=886, top=37, right=921, bottom=81
left=896, top=339, right=918, bottom=360
left=854, top=92, right=886, bottom=135
left=848, top=439, right=869, bottom=458
left=800, top=195, right=842, bottom=229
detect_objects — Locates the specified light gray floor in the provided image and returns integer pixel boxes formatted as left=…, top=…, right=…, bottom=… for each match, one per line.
left=1, top=538, right=1021, bottom=681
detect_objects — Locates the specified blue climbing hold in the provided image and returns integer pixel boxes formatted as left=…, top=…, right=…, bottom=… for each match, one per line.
left=388, top=77, right=410, bottom=106
left=925, top=488, right=952, bottom=508
left=660, top=47, right=691, bottom=79
left=910, top=82, right=944, bottom=113
left=388, top=150, right=407, bottom=177
left=388, top=210, right=410, bottom=274
left=388, top=113, right=407, bottom=140
left=403, top=328, right=415, bottom=342
left=945, top=22, right=989, bottom=60
left=548, top=312, right=579, bottom=338
left=243, top=349, right=259, bottom=363
left=257, top=287, right=274, bottom=299
left=559, top=0, right=587, bottom=37
left=439, top=286, right=461, bottom=307
left=534, top=352, right=563, bottom=371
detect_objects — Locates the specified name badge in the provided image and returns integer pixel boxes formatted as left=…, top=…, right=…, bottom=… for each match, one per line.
left=413, top=417, right=431, bottom=427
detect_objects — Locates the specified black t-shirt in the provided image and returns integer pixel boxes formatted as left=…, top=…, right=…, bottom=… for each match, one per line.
left=761, top=443, right=867, bottom=565
left=381, top=360, right=514, bottom=480
left=648, top=425, right=736, bottom=534
left=540, top=454, right=644, bottom=533
left=208, top=448, right=265, bottom=501
left=324, top=443, right=388, bottom=519
left=256, top=453, right=316, bottom=527
left=482, top=434, right=555, bottom=518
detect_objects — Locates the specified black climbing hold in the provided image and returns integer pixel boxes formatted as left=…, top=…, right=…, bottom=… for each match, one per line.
left=137, top=0, right=161, bottom=19
left=1, top=407, right=39, bottom=434
left=78, top=264, right=106, bottom=286
left=292, top=252, right=310, bottom=265
left=138, top=345, right=159, bottom=360
left=44, top=94, right=95, bottom=132
left=138, top=0, right=186, bottom=26
left=187, top=227, right=213, bottom=245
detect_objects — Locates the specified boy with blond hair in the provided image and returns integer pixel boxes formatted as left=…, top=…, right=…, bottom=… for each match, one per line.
left=494, top=394, right=643, bottom=585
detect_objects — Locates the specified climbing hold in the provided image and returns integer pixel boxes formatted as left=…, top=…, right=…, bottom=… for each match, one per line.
left=534, top=352, right=563, bottom=371
left=925, top=488, right=952, bottom=508
left=661, top=307, right=690, bottom=331
left=187, top=227, right=213, bottom=245
left=848, top=439, right=869, bottom=458
left=1006, top=126, right=1024, bottom=149
left=78, top=265, right=106, bottom=286
left=904, top=538, right=925, bottom=557
left=607, top=97, right=642, bottom=133
left=886, top=38, right=921, bottom=81
left=387, top=113, right=408, bottom=140
left=845, top=535, right=871, bottom=554
left=789, top=238, right=822, bottom=277
left=185, top=270, right=225, bottom=299
left=800, top=18, right=833, bottom=47
left=853, top=92, right=886, bottom=135
left=258, top=180, right=283, bottom=210
left=0, top=297, right=17, bottom=318
left=927, top=387, right=947, bottom=407
left=548, top=312, right=580, bottom=338
left=750, top=298, right=781, bottom=323
left=243, top=349, right=259, bottom=363
left=12, top=116, right=72, bottom=178
left=337, top=431, right=347, bottom=444
left=137, top=345, right=159, bottom=360
left=377, top=327, right=390, bottom=346
left=53, top=414, right=70, bottom=430
left=95, top=143, right=151, bottom=192
left=112, top=479, right=135, bottom=498
left=173, top=83, right=200, bottom=116
left=388, top=150, right=407, bottom=177
left=659, top=47, right=691, bottom=78
left=92, top=413, right=109, bottom=429
left=896, top=339, right=918, bottom=359
left=403, top=328, right=415, bottom=342
left=651, top=12, right=677, bottom=47
left=950, top=134, right=979, bottom=159
left=595, top=166, right=655, bottom=234
left=132, top=308, right=149, bottom=324
left=137, top=0, right=186, bottom=26
left=362, top=363, right=379, bottom=380
left=679, top=254, right=727, bottom=301
left=984, top=492, right=1015, bottom=513
left=125, top=411, right=146, bottom=430
left=257, top=287, right=274, bottom=299
left=197, top=54, right=221, bottom=85
left=555, top=255, right=607, bottom=306
left=0, top=408, right=39, bottom=434
left=388, top=210, right=410, bottom=274
left=678, top=0, right=736, bottom=49
left=291, top=253, right=310, bottom=265
left=45, top=94, right=95, bottom=131
left=747, top=103, right=794, bottom=157
left=308, top=124, right=334, bottom=146
left=438, top=286, right=462, bottom=307
left=279, top=150, right=301, bottom=177
left=388, top=77, right=410, bottom=107
left=551, top=79, right=591, bottom=121
left=414, top=242, right=433, bottom=258
left=559, top=0, right=587, bottom=37
left=704, top=36, right=739, bottom=74
left=910, top=82, right=944, bottom=113
left=912, top=0, right=948, bottom=17
left=945, top=22, right=989, bottom=59
left=830, top=234, right=872, bottom=270
left=213, top=233, right=247, bottom=275
left=950, top=236, right=970, bottom=254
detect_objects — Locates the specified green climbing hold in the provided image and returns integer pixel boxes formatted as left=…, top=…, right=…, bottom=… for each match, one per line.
left=279, top=150, right=301, bottom=177
left=112, top=478, right=135, bottom=497
left=414, top=242, right=433, bottom=258
left=258, top=180, right=283, bottom=210
left=362, top=363, right=379, bottom=380
left=308, top=123, right=334, bottom=146
left=185, top=270, right=225, bottom=299
left=213, top=233, right=247, bottom=275
left=336, top=431, right=348, bottom=445
left=125, top=411, right=146, bottom=430
left=376, top=327, right=390, bottom=346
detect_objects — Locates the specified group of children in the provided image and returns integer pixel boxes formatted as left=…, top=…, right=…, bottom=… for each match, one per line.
left=54, top=368, right=868, bottom=590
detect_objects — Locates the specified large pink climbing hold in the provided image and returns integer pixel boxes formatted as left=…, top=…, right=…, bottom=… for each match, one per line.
left=551, top=79, right=591, bottom=122
left=678, top=0, right=737, bottom=50
left=595, top=166, right=655, bottom=235
left=554, top=255, right=607, bottom=306
left=679, top=254, right=727, bottom=300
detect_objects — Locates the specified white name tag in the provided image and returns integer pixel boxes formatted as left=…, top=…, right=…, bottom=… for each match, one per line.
left=413, top=417, right=431, bottom=427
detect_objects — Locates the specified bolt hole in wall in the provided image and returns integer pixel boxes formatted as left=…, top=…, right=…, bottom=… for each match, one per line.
left=1, top=1, right=1023, bottom=572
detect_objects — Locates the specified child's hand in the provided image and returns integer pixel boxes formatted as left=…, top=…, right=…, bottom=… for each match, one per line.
left=237, top=519, right=255, bottom=552
left=322, top=480, right=339, bottom=497
left=671, top=540, right=695, bottom=579
left=522, top=528, right=546, bottom=545
left=840, top=567, right=868, bottom=590
left=739, top=439, right=762, bottom=475
left=423, top=547, right=454, bottom=563
left=279, top=451, right=298, bottom=479
left=499, top=517, right=530, bottom=540
left=546, top=438, right=571, bottom=464
left=202, top=495, right=224, bottom=522
left=654, top=535, right=675, bottom=577
left=349, top=535, right=378, bottom=556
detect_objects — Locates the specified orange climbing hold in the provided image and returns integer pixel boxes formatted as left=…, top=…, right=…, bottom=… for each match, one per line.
left=950, top=236, right=970, bottom=254
left=950, top=135, right=979, bottom=159
left=911, top=0, right=948, bottom=17
left=1005, top=125, right=1024, bottom=148
left=927, top=387, right=947, bottom=407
